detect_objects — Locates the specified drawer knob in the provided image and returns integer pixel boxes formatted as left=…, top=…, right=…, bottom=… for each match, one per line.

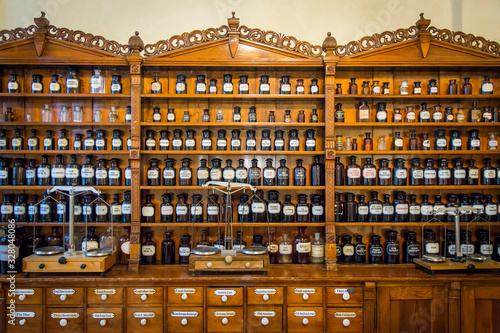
left=261, top=317, right=269, bottom=326
left=80, top=264, right=86, bottom=269
left=181, top=318, right=188, bottom=326
left=100, top=319, right=107, bottom=327
left=39, top=263, right=45, bottom=269
left=343, top=319, right=351, bottom=327
left=222, top=317, right=228, bottom=325
left=225, top=255, right=233, bottom=264
left=343, top=292, right=350, bottom=301
left=19, top=319, right=26, bottom=326
left=221, top=295, right=228, bottom=302
left=302, top=293, right=309, bottom=300
left=207, top=262, right=213, bottom=268
left=58, top=257, right=67, bottom=265
left=60, top=294, right=67, bottom=301
left=181, top=293, right=188, bottom=300
left=101, top=294, right=108, bottom=301
left=302, top=318, right=309, bottom=325
left=141, top=294, right=148, bottom=301
left=140, top=319, right=147, bottom=326
left=59, top=319, right=68, bottom=327
left=18, top=294, right=26, bottom=301
left=262, top=294, right=269, bottom=301
left=245, top=262, right=250, bottom=268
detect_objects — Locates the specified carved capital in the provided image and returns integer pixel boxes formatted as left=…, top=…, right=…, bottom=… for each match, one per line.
left=326, top=149, right=335, bottom=159
left=326, top=65, right=336, bottom=75
left=130, top=64, right=141, bottom=75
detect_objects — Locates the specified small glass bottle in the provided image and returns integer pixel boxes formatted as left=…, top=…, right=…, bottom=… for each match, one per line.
left=259, top=75, right=270, bottom=94
left=176, top=74, right=187, bottom=94
left=403, top=231, right=420, bottom=263
left=284, top=109, right=292, bottom=123
left=462, top=77, right=472, bottom=95
left=444, top=107, right=455, bottom=122
left=179, top=158, right=192, bottom=186
left=432, top=105, right=443, bottom=122
left=95, top=158, right=108, bottom=186
left=369, top=235, right=384, bottom=263
left=223, top=73, right=233, bottom=94
left=413, top=81, right=422, bottom=95
left=293, top=159, right=306, bottom=186
left=335, top=83, right=342, bottom=94
left=297, top=110, right=305, bottom=123
left=349, top=78, right=358, bottom=94
left=66, top=69, right=80, bottom=93
left=361, top=81, right=369, bottom=94
left=91, top=69, right=105, bottom=94
left=488, top=133, right=498, bottom=150
left=481, top=74, right=494, bottom=94
left=393, top=108, right=402, bottom=123
left=372, top=80, right=381, bottom=94
left=450, top=130, right=462, bottom=150
left=141, top=232, right=156, bottom=265
left=151, top=72, right=162, bottom=94
left=469, top=101, right=482, bottom=122
left=8, top=73, right=20, bottom=93
left=233, top=106, right=241, bottom=122
left=357, top=101, right=370, bottom=122
left=310, top=78, right=319, bottom=94
left=41, top=104, right=53, bottom=123
left=209, top=78, right=217, bottom=94
left=310, top=233, right=325, bottom=264
left=93, top=108, right=102, bottom=122
left=95, top=129, right=107, bottom=151
left=428, top=79, right=438, bottom=94
left=296, top=78, right=305, bottom=94
left=196, top=74, right=207, bottom=94
left=280, top=75, right=291, bottom=94
left=141, top=195, right=155, bottom=223
left=293, top=226, right=311, bottom=264
left=385, top=230, right=400, bottom=264
left=448, top=79, right=458, bottom=94
left=152, top=106, right=161, bottom=122
left=183, top=110, right=190, bottom=123
left=161, top=231, right=176, bottom=264
left=334, top=103, right=345, bottom=122
left=400, top=80, right=409, bottom=95
left=31, top=74, right=43, bottom=93
left=376, top=102, right=387, bottom=122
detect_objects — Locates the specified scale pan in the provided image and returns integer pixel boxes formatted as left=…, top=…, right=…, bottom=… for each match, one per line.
left=241, top=246, right=268, bottom=255
left=85, top=248, right=113, bottom=257
left=34, top=246, right=65, bottom=256
left=422, top=254, right=446, bottom=263
left=192, top=246, right=219, bottom=256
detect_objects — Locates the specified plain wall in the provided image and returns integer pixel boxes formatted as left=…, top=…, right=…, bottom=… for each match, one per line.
left=1, top=0, right=499, bottom=49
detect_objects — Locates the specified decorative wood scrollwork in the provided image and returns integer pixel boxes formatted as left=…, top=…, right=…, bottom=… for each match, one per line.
left=0, top=25, right=36, bottom=43
left=428, top=26, right=500, bottom=56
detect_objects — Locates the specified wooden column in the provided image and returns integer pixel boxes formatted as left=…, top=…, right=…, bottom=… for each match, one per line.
left=363, top=282, right=376, bottom=333
left=448, top=281, right=461, bottom=333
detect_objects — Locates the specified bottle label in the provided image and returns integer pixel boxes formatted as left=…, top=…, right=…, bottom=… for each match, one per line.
left=111, top=83, right=121, bottom=91
left=262, top=139, right=271, bottom=148
left=369, top=204, right=382, bottom=214
left=342, top=245, right=354, bottom=256
left=484, top=170, right=496, bottom=178
left=91, top=78, right=101, bottom=88
left=469, top=169, right=479, bottom=179
left=409, top=206, right=420, bottom=215
left=264, top=169, right=276, bottom=179
left=279, top=244, right=292, bottom=254
left=395, top=169, right=407, bottom=179
left=210, top=169, right=221, bottom=180
left=185, top=139, right=195, bottom=147
left=425, top=243, right=439, bottom=254
left=437, top=139, right=447, bottom=147
left=347, top=168, right=361, bottom=178
left=179, top=170, right=191, bottom=179
left=238, top=205, right=250, bottom=215
left=452, top=138, right=462, bottom=147
left=32, top=82, right=42, bottom=91
left=223, top=170, right=235, bottom=180
left=12, top=138, right=21, bottom=147
left=358, top=206, right=368, bottom=215
left=461, top=244, right=474, bottom=255
left=283, top=205, right=295, bottom=215
left=251, top=202, right=265, bottom=213
left=125, top=169, right=132, bottom=180
left=236, top=169, right=247, bottom=179
left=355, top=244, right=366, bottom=255
left=66, top=168, right=79, bottom=178
left=74, top=141, right=81, bottom=149
left=273, top=139, right=284, bottom=148
left=438, top=170, right=451, bottom=179
left=14, top=206, right=25, bottom=215
left=268, top=244, right=279, bottom=253
left=260, top=84, right=270, bottom=92
left=420, top=111, right=430, bottom=120
left=197, top=169, right=209, bottom=180
left=373, top=86, right=381, bottom=94
left=1, top=205, right=13, bottom=214
left=84, top=138, right=95, bottom=148
left=223, top=83, right=233, bottom=92
left=383, top=206, right=394, bottom=215
left=239, top=83, right=248, bottom=92
left=359, top=109, right=370, bottom=120
left=268, top=203, right=281, bottom=214
left=82, top=240, right=98, bottom=252
left=484, top=112, right=493, bottom=120
left=297, top=206, right=309, bottom=215
left=167, top=113, right=175, bottom=121
left=8, top=82, right=18, bottom=90
left=376, top=111, right=387, bottom=120
left=306, top=139, right=315, bottom=148
left=395, top=204, right=409, bottom=214
left=290, top=139, right=299, bottom=147
left=480, top=244, right=493, bottom=255
left=412, top=169, right=423, bottom=179
left=172, top=139, right=182, bottom=148
left=250, top=170, right=261, bottom=179
left=394, top=113, right=402, bottom=121
left=51, top=168, right=65, bottom=179
left=281, top=84, right=291, bottom=92
left=489, top=140, right=498, bottom=148
left=433, top=112, right=442, bottom=120
left=434, top=205, right=446, bottom=215
left=395, top=138, right=403, bottom=147
left=147, top=170, right=159, bottom=179
left=153, top=113, right=161, bottom=121
left=0, top=170, right=8, bottom=179
left=486, top=204, right=497, bottom=216
left=112, top=139, right=122, bottom=148
left=454, top=170, right=466, bottom=179
left=161, top=205, right=173, bottom=216
left=482, top=83, right=493, bottom=93
left=312, top=244, right=324, bottom=258
left=207, top=206, right=218, bottom=215
left=201, top=138, right=212, bottom=148
left=176, top=206, right=188, bottom=215
left=217, top=139, right=227, bottom=148
left=191, top=206, right=202, bottom=216
left=151, top=82, right=161, bottom=91
left=196, top=83, right=206, bottom=92
left=66, top=79, right=79, bottom=88
left=423, top=140, right=431, bottom=148
left=387, top=244, right=399, bottom=254
left=179, top=247, right=191, bottom=256
left=246, top=139, right=256, bottom=148
left=312, top=206, right=324, bottom=216
left=28, top=138, right=37, bottom=147
left=231, top=139, right=241, bottom=148
left=141, top=245, right=156, bottom=256
left=43, top=138, right=52, bottom=147
left=233, top=114, right=241, bottom=122
left=379, top=170, right=391, bottom=179
left=37, top=167, right=50, bottom=178
left=447, top=114, right=454, bottom=121
left=176, top=82, right=186, bottom=92
left=73, top=205, right=82, bottom=215
left=111, top=206, right=122, bottom=215
left=141, top=206, right=154, bottom=217
left=122, top=204, right=131, bottom=214
left=424, top=170, right=436, bottom=179
left=296, top=242, right=311, bottom=253
left=96, top=205, right=108, bottom=216
left=96, top=170, right=107, bottom=179
left=370, top=247, right=382, bottom=257
left=278, top=170, right=289, bottom=179
left=296, top=86, right=305, bottom=93
left=121, top=241, right=130, bottom=254
left=406, top=112, right=415, bottom=121
left=26, top=170, right=35, bottom=179
left=209, top=86, right=217, bottom=93
left=40, top=204, right=50, bottom=215
left=311, top=85, right=319, bottom=93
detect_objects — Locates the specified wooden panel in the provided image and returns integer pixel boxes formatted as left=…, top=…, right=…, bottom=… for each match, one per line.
left=461, top=285, right=500, bottom=333
left=87, top=287, right=123, bottom=306
left=247, top=305, right=283, bottom=333
left=6, top=306, right=43, bottom=333
left=126, top=287, right=164, bottom=305
left=45, top=307, right=84, bottom=333
left=45, top=287, right=84, bottom=306
left=287, top=287, right=323, bottom=305
left=287, top=306, right=324, bottom=333
left=206, top=306, right=244, bottom=333
left=86, top=307, right=123, bottom=332
left=7, top=288, right=43, bottom=305
left=207, top=287, right=243, bottom=306
left=247, top=287, right=284, bottom=305
left=167, top=287, right=204, bottom=305
left=326, top=286, right=363, bottom=307
left=167, top=306, right=204, bottom=333
left=126, top=307, right=163, bottom=333
left=326, top=307, right=363, bottom=333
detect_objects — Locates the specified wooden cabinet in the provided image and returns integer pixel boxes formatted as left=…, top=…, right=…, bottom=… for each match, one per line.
left=206, top=307, right=244, bottom=333
left=167, top=306, right=204, bottom=333
left=247, top=305, right=283, bottom=333
left=45, top=308, right=84, bottom=333
left=6, top=306, right=43, bottom=333
left=287, top=306, right=324, bottom=332
left=86, top=307, right=123, bottom=332
left=126, top=287, right=164, bottom=305
left=326, top=308, right=363, bottom=333
left=126, top=307, right=163, bottom=333
left=461, top=284, right=500, bottom=333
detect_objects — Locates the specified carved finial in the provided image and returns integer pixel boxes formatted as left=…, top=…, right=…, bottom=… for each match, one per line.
left=128, top=31, right=144, bottom=53
left=416, top=13, right=431, bottom=32
left=228, top=12, right=239, bottom=31
left=322, top=32, right=337, bottom=53
left=232, top=11, right=235, bottom=18
left=34, top=11, right=50, bottom=31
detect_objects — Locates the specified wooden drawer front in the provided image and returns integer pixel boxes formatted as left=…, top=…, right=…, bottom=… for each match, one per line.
left=126, top=287, right=164, bottom=305
left=327, top=286, right=363, bottom=307
left=6, top=306, right=43, bottom=333
left=247, top=287, right=284, bottom=305
left=247, top=305, right=283, bottom=333
left=287, top=306, right=324, bottom=333
left=207, top=307, right=244, bottom=333
left=7, top=288, right=43, bottom=305
left=207, top=287, right=243, bottom=306
left=127, top=307, right=163, bottom=333
left=194, top=259, right=265, bottom=270
left=168, top=287, right=203, bottom=305
left=87, top=307, right=123, bottom=332
left=45, top=307, right=84, bottom=333
left=167, top=306, right=204, bottom=333
left=326, top=308, right=363, bottom=333
left=87, top=287, right=123, bottom=306
left=287, top=287, right=323, bottom=305
left=45, top=287, right=84, bottom=306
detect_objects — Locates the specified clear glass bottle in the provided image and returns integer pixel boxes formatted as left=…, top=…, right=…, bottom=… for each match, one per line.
left=293, top=226, right=311, bottom=264
left=357, top=101, right=370, bottom=122
left=41, top=104, right=52, bottom=123
left=278, top=233, right=293, bottom=263
left=400, top=80, right=409, bottom=95
left=93, top=108, right=102, bottom=122
left=91, top=69, right=105, bottom=94
left=118, top=228, right=130, bottom=265
left=311, top=233, right=325, bottom=264
left=488, top=132, right=498, bottom=150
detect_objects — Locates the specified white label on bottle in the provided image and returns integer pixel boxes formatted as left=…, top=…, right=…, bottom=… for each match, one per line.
left=481, top=244, right=493, bottom=255
left=0, top=170, right=7, bottom=180
left=207, top=206, right=218, bottom=215
left=96, top=170, right=107, bottom=179
left=261, top=139, right=271, bottom=148
left=429, top=86, right=438, bottom=94
left=37, top=167, right=50, bottom=178
left=437, top=139, right=447, bottom=147
left=358, top=206, right=369, bottom=215
left=141, top=245, right=155, bottom=256
left=179, top=170, right=191, bottom=179
left=312, top=245, right=324, bottom=258
left=28, top=138, right=37, bottom=147
left=296, top=242, right=311, bottom=253
left=161, top=205, right=173, bottom=216
left=210, top=169, right=221, bottom=180
left=151, top=82, right=161, bottom=91
left=469, top=169, right=479, bottom=179
left=306, top=139, right=315, bottom=148
left=268, top=203, right=281, bottom=213
left=159, top=139, right=169, bottom=148
left=223, top=169, right=235, bottom=180
left=185, top=139, right=195, bottom=148
left=74, top=205, right=81, bottom=215
left=312, top=206, right=324, bottom=216
left=112, top=139, right=122, bottom=148
left=148, top=170, right=159, bottom=179
left=297, top=206, right=309, bottom=215
left=452, top=138, right=462, bottom=147
left=84, top=138, right=95, bottom=148
left=409, top=206, right=420, bottom=215
left=383, top=206, right=394, bottom=215
left=209, top=85, right=217, bottom=93
left=260, top=84, right=270, bottom=92
left=167, top=113, right=175, bottom=121
left=8, top=82, right=18, bottom=90
left=421, top=205, right=433, bottom=215
left=434, top=205, right=446, bottom=215
left=424, top=170, right=436, bottom=179
left=14, top=206, right=25, bottom=215
left=66, top=168, right=79, bottom=178
left=231, top=139, right=241, bottom=148
left=438, top=170, right=451, bottom=179
left=454, top=170, right=466, bottom=179
left=223, top=83, right=232, bottom=92
left=251, top=202, right=265, bottom=213
left=425, top=243, right=439, bottom=254
left=43, top=138, right=52, bottom=147
left=91, top=78, right=101, bottom=88
left=74, top=141, right=81, bottom=149
left=11, top=138, right=21, bottom=147
left=82, top=240, right=98, bottom=251
left=264, top=169, right=275, bottom=179
left=1, top=205, right=13, bottom=214
left=96, top=205, right=108, bottom=216
left=236, top=169, right=247, bottom=179
left=486, top=204, right=498, bottom=215
left=111, top=83, right=121, bottom=91
left=406, top=112, right=415, bottom=121
left=489, top=140, right=498, bottom=148
left=239, top=83, right=248, bottom=92
left=283, top=205, right=295, bottom=215
left=32, top=82, right=42, bottom=91
left=395, top=138, right=403, bottom=147
left=461, top=244, right=474, bottom=255
left=51, top=168, right=65, bottom=179
left=290, top=139, right=299, bottom=147
left=142, top=206, right=154, bottom=217
left=162, top=169, right=174, bottom=179
left=359, top=109, right=370, bottom=120
left=176, top=82, right=185, bottom=92
left=422, top=140, right=430, bottom=148
left=377, top=111, right=387, bottom=120
left=200, top=139, right=212, bottom=148
left=347, top=168, right=361, bottom=178
left=125, top=169, right=132, bottom=179
left=311, top=85, right=319, bottom=93
left=122, top=204, right=131, bottom=214
left=172, top=139, right=182, bottom=148
left=447, top=114, right=454, bottom=121
left=217, top=139, right=226, bottom=148
left=369, top=204, right=382, bottom=215
left=433, top=112, right=442, bottom=120
left=482, top=83, right=494, bottom=93
left=343, top=245, right=354, bottom=256
left=279, top=244, right=292, bottom=254
left=379, top=170, right=391, bottom=179
left=111, top=206, right=122, bottom=215
left=191, top=206, right=202, bottom=215
left=373, top=86, right=381, bottom=94
left=195, top=170, right=208, bottom=181
left=412, top=169, right=423, bottom=179
left=26, top=169, right=35, bottom=179
left=485, top=170, right=496, bottom=178
left=282, top=84, right=291, bottom=92
left=393, top=114, right=402, bottom=122
left=395, top=204, right=409, bottom=214
left=176, top=206, right=188, bottom=215
left=238, top=205, right=250, bottom=215
left=273, top=139, right=284, bottom=148
left=179, top=247, right=190, bottom=256
left=57, top=203, right=66, bottom=215
left=297, top=86, right=305, bottom=93
left=396, top=169, right=407, bottom=179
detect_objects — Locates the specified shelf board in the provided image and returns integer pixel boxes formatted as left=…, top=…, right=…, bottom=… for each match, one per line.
left=334, top=94, right=500, bottom=99
left=140, top=185, right=325, bottom=190
left=337, top=263, right=417, bottom=268
left=335, top=150, right=500, bottom=155
left=1, top=122, right=131, bottom=127
left=0, top=185, right=130, bottom=190
left=139, top=150, right=324, bottom=155
left=140, top=222, right=326, bottom=227
left=334, top=122, right=500, bottom=127
left=335, top=185, right=500, bottom=190
left=0, top=93, right=131, bottom=98
left=0, top=222, right=132, bottom=227
left=141, top=93, right=325, bottom=99
left=0, top=150, right=130, bottom=155
left=335, top=222, right=498, bottom=227
left=140, top=122, right=325, bottom=127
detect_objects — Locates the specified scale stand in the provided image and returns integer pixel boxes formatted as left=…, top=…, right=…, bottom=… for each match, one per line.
left=23, top=186, right=116, bottom=277
left=189, top=182, right=269, bottom=276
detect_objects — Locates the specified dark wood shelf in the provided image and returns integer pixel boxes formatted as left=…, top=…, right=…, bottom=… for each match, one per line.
left=334, top=94, right=500, bottom=99
left=335, top=150, right=500, bottom=155
left=140, top=150, right=324, bottom=155
left=0, top=222, right=132, bottom=227
left=334, top=122, right=500, bottom=127
left=0, top=93, right=131, bottom=98
left=141, top=93, right=324, bottom=99
left=140, top=222, right=326, bottom=227
left=140, top=122, right=325, bottom=127
left=1, top=122, right=131, bottom=127
left=0, top=185, right=130, bottom=190
left=0, top=150, right=130, bottom=155
left=335, top=222, right=497, bottom=227
left=335, top=185, right=500, bottom=190
left=140, top=185, right=325, bottom=190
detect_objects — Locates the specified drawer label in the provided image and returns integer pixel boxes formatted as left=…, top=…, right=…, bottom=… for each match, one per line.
left=214, top=290, right=236, bottom=296
left=94, top=289, right=117, bottom=295
left=92, top=313, right=116, bottom=319
left=254, top=289, right=277, bottom=295
left=334, top=288, right=356, bottom=294
left=214, top=311, right=236, bottom=317
left=133, top=288, right=156, bottom=295
left=14, top=312, right=35, bottom=318
left=13, top=289, right=35, bottom=295
left=171, top=311, right=199, bottom=317
left=334, top=312, right=357, bottom=318
left=133, top=312, right=156, bottom=318
left=52, top=289, right=75, bottom=295
left=254, top=311, right=276, bottom=317
left=294, top=311, right=316, bottom=317
left=294, top=288, right=316, bottom=294
left=174, top=288, right=197, bottom=294
left=51, top=312, right=80, bottom=319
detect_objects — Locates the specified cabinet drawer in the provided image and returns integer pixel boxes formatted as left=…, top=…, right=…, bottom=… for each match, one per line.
left=87, top=307, right=123, bottom=332
left=45, top=307, right=84, bottom=333
left=327, top=286, right=363, bottom=307
left=207, top=307, right=244, bottom=333
left=287, top=287, right=323, bottom=304
left=207, top=287, right=243, bottom=306
left=46, top=288, right=84, bottom=306
left=247, top=287, right=284, bottom=304
left=7, top=288, right=43, bottom=305
left=247, top=305, right=283, bottom=333
left=87, top=287, right=123, bottom=306
left=127, top=307, right=163, bottom=333
left=326, top=308, right=363, bottom=333
left=287, top=306, right=323, bottom=333
left=168, top=287, right=203, bottom=305
left=6, top=306, right=43, bottom=333
left=126, top=287, right=163, bottom=305
left=167, top=306, right=204, bottom=333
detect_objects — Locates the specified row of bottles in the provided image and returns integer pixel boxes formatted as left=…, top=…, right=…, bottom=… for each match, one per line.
left=339, top=75, right=494, bottom=96
left=0, top=191, right=131, bottom=223
left=335, top=191, right=500, bottom=223
left=150, top=74, right=320, bottom=95
left=145, top=156, right=324, bottom=186
left=335, top=101, right=499, bottom=123
left=141, top=191, right=324, bottom=223
left=335, top=156, right=500, bottom=186
left=0, top=129, right=129, bottom=151
left=0, top=155, right=129, bottom=186
left=140, top=227, right=325, bottom=265
left=337, top=229, right=500, bottom=264
left=143, top=128, right=318, bottom=151
left=148, top=106, right=319, bottom=123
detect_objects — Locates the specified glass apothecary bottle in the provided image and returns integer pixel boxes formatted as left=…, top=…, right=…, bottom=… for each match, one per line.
left=91, top=69, right=105, bottom=94
left=444, top=107, right=454, bottom=122
left=31, top=74, right=43, bottom=93
left=95, top=129, right=107, bottom=151
left=482, top=106, right=493, bottom=122
left=448, top=79, right=458, bottom=95
left=297, top=110, right=305, bottom=123
left=93, top=108, right=102, bottom=122
left=382, top=82, right=390, bottom=94
left=334, top=103, right=344, bottom=122
left=481, top=74, right=493, bottom=94
left=233, top=106, right=241, bottom=122
left=72, top=104, right=82, bottom=122
left=151, top=72, right=162, bottom=94
left=295, top=78, right=305, bottom=94
left=403, top=231, right=420, bottom=263
left=185, top=129, right=195, bottom=150
left=293, top=159, right=306, bottom=186
left=179, top=158, right=192, bottom=186
left=435, top=129, right=447, bottom=150
left=66, top=69, right=79, bottom=93
left=176, top=74, right=187, bottom=94
left=280, top=75, right=291, bottom=94
left=8, top=73, right=19, bottom=93
left=488, top=132, right=498, bottom=150
left=362, top=157, right=376, bottom=186
left=361, top=81, right=369, bottom=94
left=196, top=74, right=206, bottom=94
left=26, top=159, right=37, bottom=185
left=393, top=131, right=404, bottom=151
left=41, top=104, right=52, bottom=123
left=191, top=194, right=203, bottom=222
left=208, top=78, right=217, bottom=94
left=349, top=78, right=358, bottom=94
left=293, top=226, right=311, bottom=264
left=310, top=78, right=319, bottom=94
left=162, top=158, right=176, bottom=186
left=161, top=231, right=175, bottom=264
left=346, top=156, right=362, bottom=186
left=237, top=75, right=248, bottom=94
left=335, top=157, right=344, bottom=185
left=385, top=230, right=400, bottom=264
left=183, top=110, right=190, bottom=123
left=305, top=129, right=316, bottom=151
left=376, top=102, right=387, bottom=122
left=201, top=129, right=212, bottom=151
left=432, top=105, right=443, bottom=122
left=369, top=234, right=383, bottom=263
left=423, top=229, right=440, bottom=256
left=428, top=79, right=438, bottom=94
left=118, top=228, right=130, bottom=265
left=152, top=106, right=161, bottom=122
left=141, top=195, right=155, bottom=223
left=95, top=158, right=108, bottom=186
left=141, top=232, right=156, bottom=265
left=400, top=80, right=409, bottom=95
left=172, top=129, right=183, bottom=151
left=462, top=77, right=472, bottom=94
left=357, top=101, right=370, bottom=122
left=372, top=80, right=381, bottom=94
left=450, top=130, right=462, bottom=150
left=207, top=194, right=219, bottom=223
left=310, top=233, right=325, bottom=263
left=223, top=73, right=233, bottom=94
left=258, top=75, right=270, bottom=94
left=335, top=83, right=342, bottom=94
left=469, top=101, right=481, bottom=122
left=11, top=128, right=23, bottom=151
left=49, top=74, right=61, bottom=93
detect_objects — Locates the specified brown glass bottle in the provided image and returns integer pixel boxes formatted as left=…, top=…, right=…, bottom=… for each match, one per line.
left=141, top=194, right=155, bottom=222
left=377, top=158, right=392, bottom=186
left=462, top=77, right=472, bottom=94
left=179, top=234, right=191, bottom=264
left=424, top=158, right=437, bottom=185
left=46, top=226, right=63, bottom=247
left=408, top=130, right=418, bottom=150
left=118, top=228, right=130, bottom=265
left=410, top=158, right=424, bottom=185
left=293, top=226, right=311, bottom=264
left=363, top=132, right=373, bottom=150
left=266, top=231, right=279, bottom=264
left=141, top=231, right=156, bottom=265
left=346, top=156, right=362, bottom=186
left=437, top=158, right=452, bottom=185
left=161, top=231, right=176, bottom=264
left=349, top=78, right=358, bottom=94
left=335, top=157, right=344, bottom=186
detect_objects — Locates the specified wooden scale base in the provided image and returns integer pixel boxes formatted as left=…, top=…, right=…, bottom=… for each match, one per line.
left=189, top=252, right=269, bottom=276
left=23, top=252, right=116, bottom=277
left=414, top=258, right=500, bottom=274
